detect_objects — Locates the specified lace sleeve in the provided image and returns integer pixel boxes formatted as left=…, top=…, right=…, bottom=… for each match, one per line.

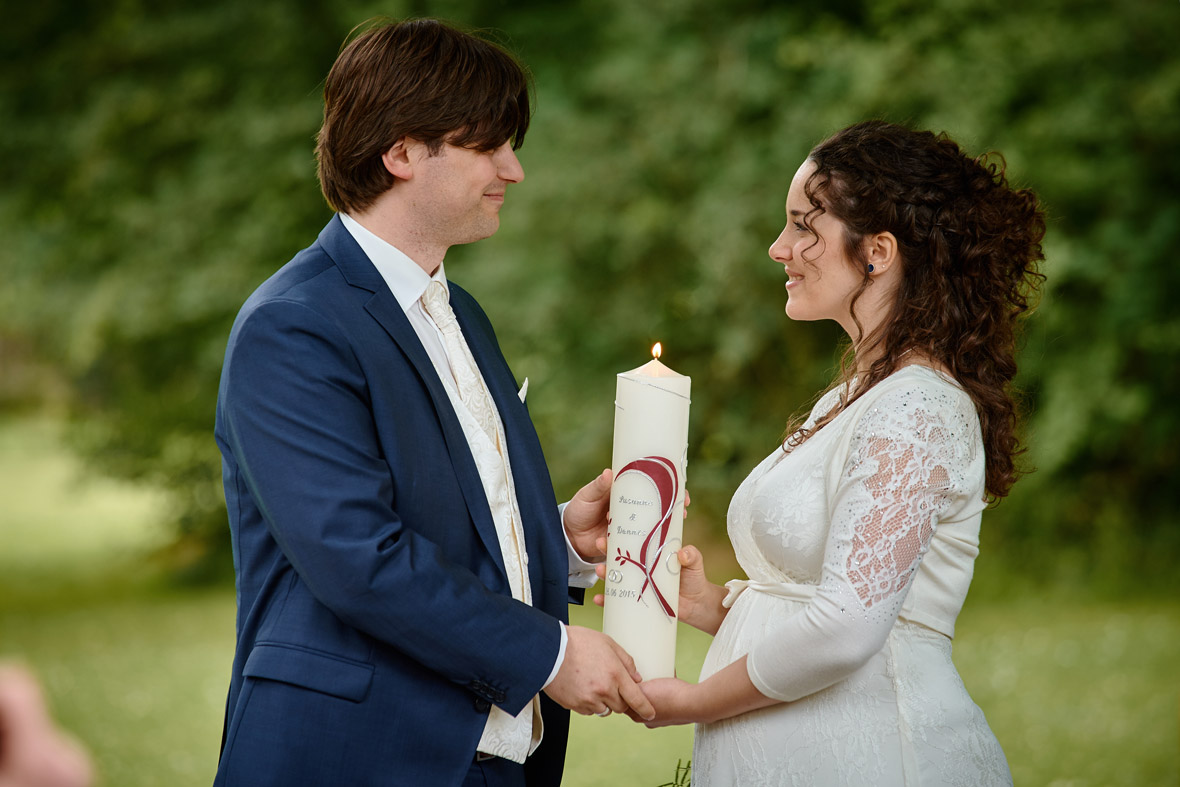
left=746, top=384, right=972, bottom=702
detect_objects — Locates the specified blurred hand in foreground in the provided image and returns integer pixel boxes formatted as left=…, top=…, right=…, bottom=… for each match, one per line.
left=0, top=664, right=93, bottom=787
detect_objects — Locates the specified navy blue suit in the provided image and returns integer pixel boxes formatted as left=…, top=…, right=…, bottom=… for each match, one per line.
left=213, top=216, right=575, bottom=786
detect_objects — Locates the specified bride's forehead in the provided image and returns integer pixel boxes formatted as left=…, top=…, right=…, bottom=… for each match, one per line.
left=790, top=159, right=817, bottom=187
left=786, top=160, right=819, bottom=205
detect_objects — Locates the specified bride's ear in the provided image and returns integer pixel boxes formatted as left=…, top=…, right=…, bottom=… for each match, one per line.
left=864, top=231, right=899, bottom=276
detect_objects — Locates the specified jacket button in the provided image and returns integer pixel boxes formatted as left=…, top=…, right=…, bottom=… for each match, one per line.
left=474, top=699, right=491, bottom=713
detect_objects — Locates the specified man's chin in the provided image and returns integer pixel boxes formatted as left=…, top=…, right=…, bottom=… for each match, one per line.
left=453, top=223, right=500, bottom=246
left=473, top=216, right=501, bottom=241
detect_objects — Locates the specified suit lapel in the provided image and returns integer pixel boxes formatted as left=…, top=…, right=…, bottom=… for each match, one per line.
left=317, top=217, right=508, bottom=578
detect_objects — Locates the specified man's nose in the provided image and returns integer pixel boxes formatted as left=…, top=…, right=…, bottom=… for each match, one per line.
left=495, top=143, right=524, bottom=183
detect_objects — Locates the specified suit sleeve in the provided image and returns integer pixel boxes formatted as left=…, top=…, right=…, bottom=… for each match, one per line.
left=221, top=296, right=558, bottom=715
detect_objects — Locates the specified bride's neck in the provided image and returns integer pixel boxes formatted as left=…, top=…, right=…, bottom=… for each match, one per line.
left=854, top=343, right=950, bottom=378
left=851, top=336, right=890, bottom=376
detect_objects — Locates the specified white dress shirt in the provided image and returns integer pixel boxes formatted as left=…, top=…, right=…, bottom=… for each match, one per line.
left=338, top=213, right=597, bottom=699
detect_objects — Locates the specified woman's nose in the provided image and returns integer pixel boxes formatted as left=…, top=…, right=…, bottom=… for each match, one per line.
left=768, top=230, right=792, bottom=263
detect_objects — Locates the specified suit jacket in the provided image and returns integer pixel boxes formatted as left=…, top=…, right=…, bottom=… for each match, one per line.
left=212, top=215, right=576, bottom=787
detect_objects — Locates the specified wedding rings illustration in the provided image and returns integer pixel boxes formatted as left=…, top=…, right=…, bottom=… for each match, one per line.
left=664, top=538, right=683, bottom=574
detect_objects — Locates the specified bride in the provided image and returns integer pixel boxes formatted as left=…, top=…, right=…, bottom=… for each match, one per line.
left=611, top=121, right=1044, bottom=785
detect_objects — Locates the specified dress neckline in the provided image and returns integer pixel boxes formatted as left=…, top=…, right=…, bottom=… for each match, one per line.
left=895, top=363, right=962, bottom=388
left=772, top=365, right=966, bottom=468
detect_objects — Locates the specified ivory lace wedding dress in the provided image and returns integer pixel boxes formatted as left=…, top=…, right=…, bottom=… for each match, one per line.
left=693, top=366, right=1011, bottom=786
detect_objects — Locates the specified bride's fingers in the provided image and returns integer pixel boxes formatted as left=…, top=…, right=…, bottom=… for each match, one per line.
left=593, top=593, right=605, bottom=607
left=678, top=545, right=703, bottom=569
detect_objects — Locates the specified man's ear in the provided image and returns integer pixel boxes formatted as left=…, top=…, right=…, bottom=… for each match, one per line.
left=381, top=138, right=414, bottom=180
left=865, top=231, right=899, bottom=275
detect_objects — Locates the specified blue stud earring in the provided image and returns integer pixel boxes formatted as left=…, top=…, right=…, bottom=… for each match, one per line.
left=867, top=264, right=875, bottom=273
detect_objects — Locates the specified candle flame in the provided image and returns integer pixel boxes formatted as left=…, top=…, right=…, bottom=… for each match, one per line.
left=652, top=342, right=662, bottom=360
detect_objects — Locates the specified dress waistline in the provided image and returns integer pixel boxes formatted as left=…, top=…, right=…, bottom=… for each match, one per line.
left=722, top=578, right=817, bottom=608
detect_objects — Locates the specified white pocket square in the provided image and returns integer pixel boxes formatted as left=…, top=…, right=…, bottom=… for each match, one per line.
left=517, top=377, right=529, bottom=403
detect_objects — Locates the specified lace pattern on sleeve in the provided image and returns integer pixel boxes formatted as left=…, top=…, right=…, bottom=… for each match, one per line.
left=838, top=394, right=966, bottom=620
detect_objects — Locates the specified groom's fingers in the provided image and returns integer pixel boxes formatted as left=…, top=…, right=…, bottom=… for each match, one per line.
left=605, top=644, right=655, bottom=719
left=616, top=675, right=656, bottom=720
left=592, top=468, right=612, bottom=503
left=579, top=468, right=612, bottom=503
left=547, top=626, right=653, bottom=718
left=610, top=642, right=642, bottom=684
left=597, top=467, right=612, bottom=490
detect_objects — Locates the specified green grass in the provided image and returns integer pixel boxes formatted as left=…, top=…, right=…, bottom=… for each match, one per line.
left=953, top=600, right=1180, bottom=786
left=1, top=416, right=1177, bottom=786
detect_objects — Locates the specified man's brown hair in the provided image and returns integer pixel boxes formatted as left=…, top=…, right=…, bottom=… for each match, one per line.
left=315, top=18, right=532, bottom=214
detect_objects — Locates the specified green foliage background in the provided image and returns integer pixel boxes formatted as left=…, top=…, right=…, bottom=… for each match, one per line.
left=2, top=0, right=1177, bottom=592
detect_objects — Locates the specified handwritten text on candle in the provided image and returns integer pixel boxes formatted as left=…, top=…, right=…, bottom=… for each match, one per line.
left=609, top=456, right=679, bottom=619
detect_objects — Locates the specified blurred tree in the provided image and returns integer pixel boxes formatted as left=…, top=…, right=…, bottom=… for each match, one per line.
left=0, top=0, right=374, bottom=575
left=1, top=0, right=1176, bottom=591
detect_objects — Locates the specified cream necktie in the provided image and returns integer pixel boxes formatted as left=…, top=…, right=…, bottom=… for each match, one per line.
left=421, top=280, right=542, bottom=761
left=421, top=282, right=500, bottom=446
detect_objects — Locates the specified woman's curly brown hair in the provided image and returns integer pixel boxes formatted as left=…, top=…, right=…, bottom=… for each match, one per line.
left=784, top=120, right=1046, bottom=501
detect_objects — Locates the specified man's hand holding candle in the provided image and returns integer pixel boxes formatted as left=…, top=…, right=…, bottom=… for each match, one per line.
left=562, top=468, right=614, bottom=562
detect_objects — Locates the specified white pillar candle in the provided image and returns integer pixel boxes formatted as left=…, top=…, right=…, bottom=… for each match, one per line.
left=602, top=343, right=691, bottom=680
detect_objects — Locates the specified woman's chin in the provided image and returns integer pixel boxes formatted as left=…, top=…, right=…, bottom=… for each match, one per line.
left=784, top=301, right=811, bottom=322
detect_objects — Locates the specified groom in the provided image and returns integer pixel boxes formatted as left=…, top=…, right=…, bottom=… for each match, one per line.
left=212, top=18, right=653, bottom=787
